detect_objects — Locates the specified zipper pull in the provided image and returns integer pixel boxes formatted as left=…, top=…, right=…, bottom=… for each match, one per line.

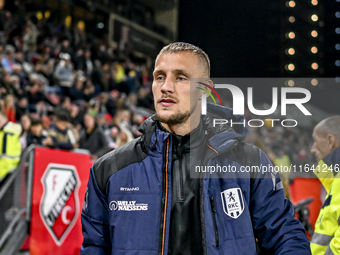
left=210, top=196, right=216, bottom=212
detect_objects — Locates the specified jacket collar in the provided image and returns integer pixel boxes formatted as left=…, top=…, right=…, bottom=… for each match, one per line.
left=323, top=146, right=340, bottom=169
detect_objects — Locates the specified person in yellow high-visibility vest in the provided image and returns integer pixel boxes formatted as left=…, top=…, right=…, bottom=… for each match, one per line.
left=0, top=109, right=22, bottom=182
left=310, top=116, right=340, bottom=255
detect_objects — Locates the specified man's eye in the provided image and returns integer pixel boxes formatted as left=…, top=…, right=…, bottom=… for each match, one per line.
left=156, top=76, right=165, bottom=81
left=177, top=76, right=186, bottom=81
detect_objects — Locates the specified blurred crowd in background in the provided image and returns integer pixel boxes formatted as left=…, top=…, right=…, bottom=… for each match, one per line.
left=0, top=4, right=317, bottom=183
left=0, top=5, right=155, bottom=164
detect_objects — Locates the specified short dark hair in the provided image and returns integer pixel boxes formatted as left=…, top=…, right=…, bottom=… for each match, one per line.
left=156, top=42, right=210, bottom=77
left=30, top=117, right=42, bottom=126
left=55, top=110, right=70, bottom=122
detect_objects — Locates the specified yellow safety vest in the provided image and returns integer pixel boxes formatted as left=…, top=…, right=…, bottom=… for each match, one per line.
left=311, top=147, right=340, bottom=255
left=0, top=122, right=22, bottom=180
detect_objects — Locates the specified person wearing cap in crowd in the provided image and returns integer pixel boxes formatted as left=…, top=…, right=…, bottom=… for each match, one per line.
left=54, top=52, right=74, bottom=90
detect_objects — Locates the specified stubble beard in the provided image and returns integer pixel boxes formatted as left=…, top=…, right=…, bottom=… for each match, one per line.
left=156, top=103, right=197, bottom=125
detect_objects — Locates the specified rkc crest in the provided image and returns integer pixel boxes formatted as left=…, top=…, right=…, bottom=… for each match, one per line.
left=221, top=188, right=245, bottom=219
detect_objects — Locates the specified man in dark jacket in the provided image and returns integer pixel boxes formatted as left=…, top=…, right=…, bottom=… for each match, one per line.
left=42, top=110, right=77, bottom=150
left=26, top=117, right=47, bottom=146
left=79, top=113, right=110, bottom=160
left=81, top=42, right=311, bottom=254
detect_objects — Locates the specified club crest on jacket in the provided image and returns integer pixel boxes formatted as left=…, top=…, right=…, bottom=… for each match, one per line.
left=221, top=188, right=245, bottom=219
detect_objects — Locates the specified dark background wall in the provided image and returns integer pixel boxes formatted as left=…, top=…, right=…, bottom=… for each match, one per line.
left=178, top=0, right=281, bottom=77
left=178, top=0, right=340, bottom=114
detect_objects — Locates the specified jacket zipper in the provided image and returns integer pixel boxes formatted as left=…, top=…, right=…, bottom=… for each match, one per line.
left=210, top=196, right=219, bottom=247
left=159, top=138, right=170, bottom=255
left=200, top=140, right=238, bottom=254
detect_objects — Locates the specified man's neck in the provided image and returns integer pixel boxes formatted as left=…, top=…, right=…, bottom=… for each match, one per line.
left=0, top=119, right=8, bottom=130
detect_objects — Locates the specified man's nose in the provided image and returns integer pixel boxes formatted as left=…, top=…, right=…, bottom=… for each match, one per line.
left=161, top=77, right=175, bottom=93
left=310, top=143, right=316, bottom=154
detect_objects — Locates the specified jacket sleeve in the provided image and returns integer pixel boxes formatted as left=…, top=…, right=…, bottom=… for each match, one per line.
left=250, top=150, right=311, bottom=255
left=81, top=166, right=111, bottom=254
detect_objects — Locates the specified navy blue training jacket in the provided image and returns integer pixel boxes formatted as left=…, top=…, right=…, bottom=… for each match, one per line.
left=81, top=103, right=311, bottom=255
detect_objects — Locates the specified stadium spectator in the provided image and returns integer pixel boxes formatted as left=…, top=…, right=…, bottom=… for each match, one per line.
left=79, top=113, right=109, bottom=160
left=98, top=92, right=117, bottom=117
left=22, top=19, right=38, bottom=62
left=0, top=108, right=22, bottom=183
left=26, top=117, right=47, bottom=146
left=19, top=114, right=31, bottom=150
left=53, top=52, right=74, bottom=89
left=42, top=109, right=77, bottom=150
left=310, top=116, right=340, bottom=255
left=104, top=126, right=120, bottom=149
left=1, top=45, right=15, bottom=73
left=15, top=96, right=29, bottom=121
left=3, top=94, right=16, bottom=122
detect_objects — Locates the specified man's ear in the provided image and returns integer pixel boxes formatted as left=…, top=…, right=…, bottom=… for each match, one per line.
left=326, top=134, right=337, bottom=151
left=200, top=79, right=214, bottom=94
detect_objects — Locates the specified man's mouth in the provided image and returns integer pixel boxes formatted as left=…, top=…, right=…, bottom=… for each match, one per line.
left=160, top=98, right=176, bottom=107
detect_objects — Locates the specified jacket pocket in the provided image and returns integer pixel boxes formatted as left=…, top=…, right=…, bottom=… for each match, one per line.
left=210, top=196, right=219, bottom=247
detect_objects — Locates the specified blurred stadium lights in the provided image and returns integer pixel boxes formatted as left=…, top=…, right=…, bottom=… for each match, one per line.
left=311, top=46, right=318, bottom=53
left=311, top=30, right=318, bottom=37
left=311, top=78, right=318, bottom=85
left=311, top=14, right=318, bottom=22
left=311, top=62, right=319, bottom=69
left=280, top=0, right=325, bottom=77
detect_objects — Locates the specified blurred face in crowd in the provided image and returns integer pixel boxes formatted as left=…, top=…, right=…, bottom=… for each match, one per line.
left=21, top=115, right=31, bottom=132
left=84, top=114, right=95, bottom=131
left=56, top=119, right=69, bottom=131
left=110, top=127, right=119, bottom=139
left=16, top=52, right=24, bottom=62
left=152, top=52, right=205, bottom=126
left=18, top=98, right=28, bottom=108
left=31, top=124, right=43, bottom=136
left=311, top=125, right=335, bottom=162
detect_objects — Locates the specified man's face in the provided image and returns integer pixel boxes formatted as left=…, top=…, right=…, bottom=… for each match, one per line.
left=84, top=114, right=95, bottom=129
left=311, top=126, right=332, bottom=162
left=31, top=124, right=43, bottom=136
left=152, top=52, right=205, bottom=125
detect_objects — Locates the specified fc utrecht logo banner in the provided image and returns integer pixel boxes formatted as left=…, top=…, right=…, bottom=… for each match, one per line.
left=221, top=188, right=245, bottom=219
left=40, top=163, right=81, bottom=245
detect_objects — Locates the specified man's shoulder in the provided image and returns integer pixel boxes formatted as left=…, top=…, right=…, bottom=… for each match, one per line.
left=225, top=142, right=261, bottom=167
left=92, top=136, right=147, bottom=195
left=3, top=121, right=22, bottom=135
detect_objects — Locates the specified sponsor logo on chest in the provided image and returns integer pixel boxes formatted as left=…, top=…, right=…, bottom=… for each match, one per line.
left=109, top=200, right=148, bottom=211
